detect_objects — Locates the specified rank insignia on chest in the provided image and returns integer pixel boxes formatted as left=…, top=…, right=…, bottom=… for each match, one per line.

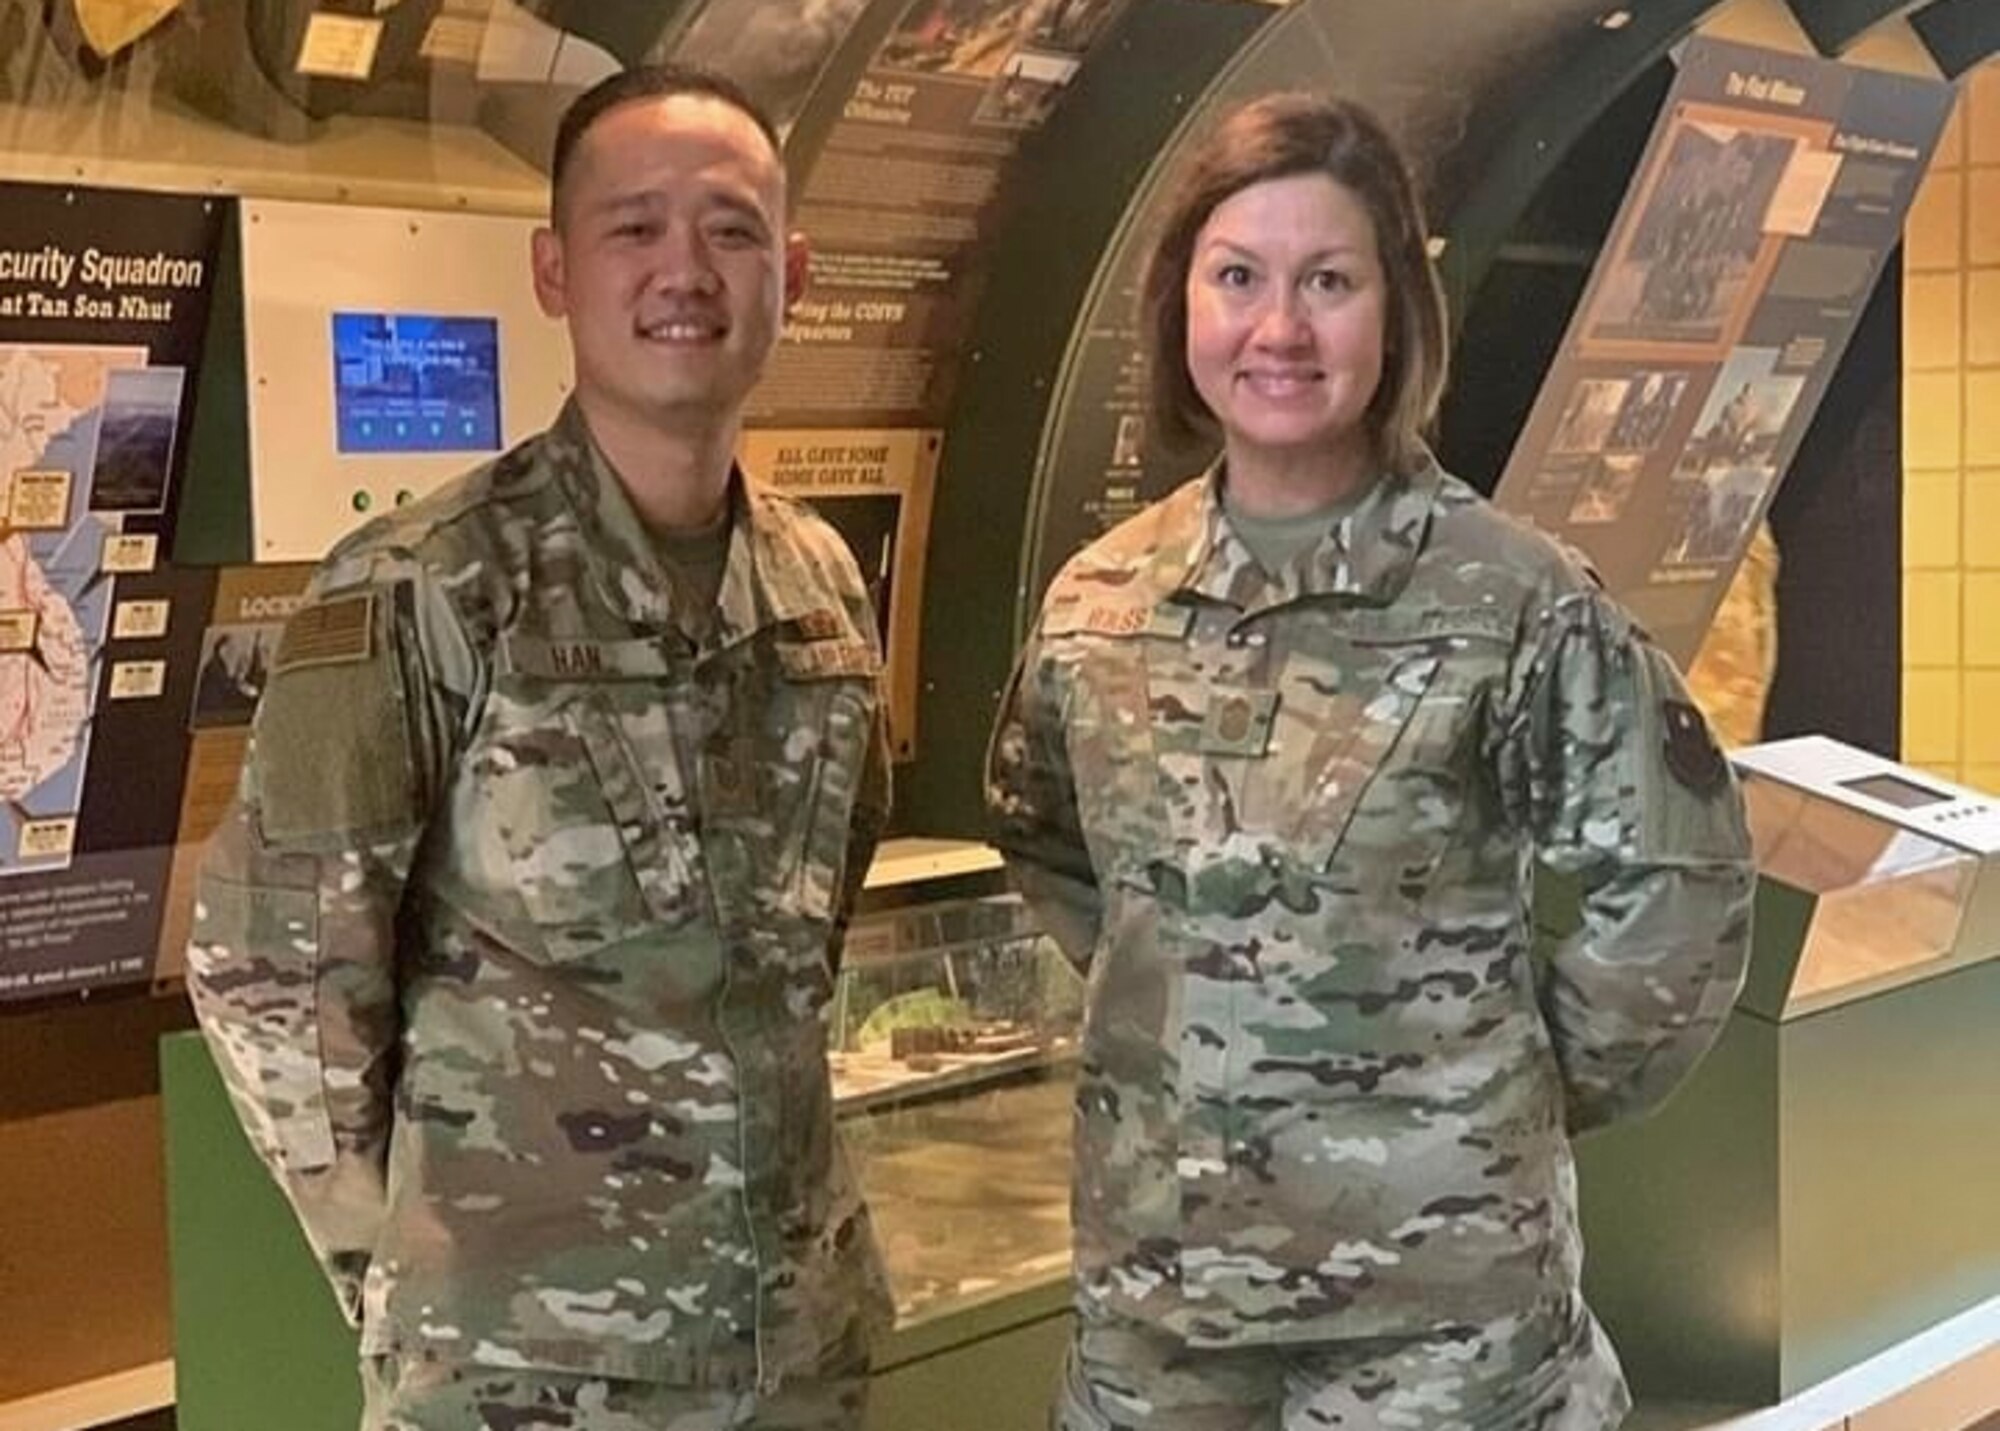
left=1200, top=689, right=1279, bottom=757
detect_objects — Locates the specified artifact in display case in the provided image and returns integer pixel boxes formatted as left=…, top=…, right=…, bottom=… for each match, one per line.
left=832, top=888, right=1082, bottom=1325
left=833, top=892, right=1079, bottom=1111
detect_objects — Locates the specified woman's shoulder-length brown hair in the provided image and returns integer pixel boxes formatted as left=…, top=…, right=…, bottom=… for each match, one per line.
left=1139, top=92, right=1449, bottom=478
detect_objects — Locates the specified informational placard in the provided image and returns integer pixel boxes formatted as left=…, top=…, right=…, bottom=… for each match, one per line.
left=744, top=0, right=1137, bottom=759
left=0, top=182, right=223, bottom=1005
left=1491, top=38, right=1953, bottom=662
left=239, top=199, right=570, bottom=562
left=153, top=563, right=316, bottom=993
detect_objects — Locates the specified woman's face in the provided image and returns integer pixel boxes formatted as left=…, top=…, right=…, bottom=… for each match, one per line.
left=1184, top=172, right=1388, bottom=486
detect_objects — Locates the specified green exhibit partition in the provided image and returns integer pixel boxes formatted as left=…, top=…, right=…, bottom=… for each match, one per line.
left=162, top=1033, right=361, bottom=1431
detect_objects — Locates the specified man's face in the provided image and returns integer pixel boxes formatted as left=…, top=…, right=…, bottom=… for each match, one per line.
left=532, top=94, right=803, bottom=433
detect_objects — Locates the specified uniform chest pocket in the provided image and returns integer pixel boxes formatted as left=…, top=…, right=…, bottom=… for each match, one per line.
left=1058, top=641, right=1172, bottom=882
left=1287, top=631, right=1505, bottom=872
left=711, top=641, right=878, bottom=927
left=478, top=680, right=702, bottom=962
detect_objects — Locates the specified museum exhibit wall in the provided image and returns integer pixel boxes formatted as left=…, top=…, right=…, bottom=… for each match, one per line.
left=2, top=0, right=1995, bottom=1418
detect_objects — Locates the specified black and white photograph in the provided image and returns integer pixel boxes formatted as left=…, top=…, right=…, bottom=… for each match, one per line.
left=188, top=621, right=278, bottom=729
left=1566, top=455, right=1644, bottom=526
left=1549, top=378, right=1629, bottom=455
left=1606, top=369, right=1689, bottom=452
left=1586, top=117, right=1797, bottom=348
left=880, top=0, right=1123, bottom=78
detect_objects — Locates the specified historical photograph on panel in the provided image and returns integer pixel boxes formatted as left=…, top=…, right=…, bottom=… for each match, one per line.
left=972, top=46, right=1080, bottom=128
left=1662, top=347, right=1803, bottom=566
left=1605, top=369, right=1689, bottom=452
left=671, top=0, right=871, bottom=134
left=188, top=621, right=279, bottom=730
left=1549, top=378, right=1630, bottom=455
left=88, top=366, right=185, bottom=513
left=1586, top=117, right=1798, bottom=349
left=880, top=0, right=1124, bottom=78
left=1566, top=455, right=1645, bottom=526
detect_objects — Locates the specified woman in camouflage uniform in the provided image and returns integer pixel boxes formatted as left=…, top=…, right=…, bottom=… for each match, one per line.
left=985, top=94, right=1754, bottom=1431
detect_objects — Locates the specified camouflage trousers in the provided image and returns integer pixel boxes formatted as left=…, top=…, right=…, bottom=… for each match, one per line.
left=360, top=1357, right=870, bottom=1431
left=1054, top=1294, right=1630, bottom=1431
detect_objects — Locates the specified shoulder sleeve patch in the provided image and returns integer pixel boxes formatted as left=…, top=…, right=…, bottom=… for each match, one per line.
left=1661, top=697, right=1729, bottom=796
left=256, top=587, right=419, bottom=845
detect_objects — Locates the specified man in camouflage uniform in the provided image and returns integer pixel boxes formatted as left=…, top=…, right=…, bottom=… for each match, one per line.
left=188, top=65, right=893, bottom=1431
left=987, top=455, right=1754, bottom=1429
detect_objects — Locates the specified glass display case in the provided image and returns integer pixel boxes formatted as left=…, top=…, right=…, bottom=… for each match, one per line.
left=1575, top=737, right=2000, bottom=1405
left=1733, top=736, right=2000, bottom=1018
left=834, top=863, right=1082, bottom=1328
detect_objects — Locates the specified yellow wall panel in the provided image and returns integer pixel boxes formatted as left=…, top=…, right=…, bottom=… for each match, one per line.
left=1906, top=271, right=1964, bottom=369
left=1971, top=170, right=2000, bottom=266
left=1963, top=765, right=2000, bottom=796
left=1903, top=669, right=1962, bottom=763
left=1968, top=371, right=2000, bottom=467
left=1905, top=370, right=1963, bottom=468
left=1905, top=470, right=1961, bottom=568
left=1965, top=469, right=2000, bottom=569
left=1905, top=171, right=1963, bottom=270
left=1963, top=572, right=2000, bottom=665
left=1904, top=570, right=1963, bottom=666
left=1964, top=673, right=2000, bottom=763
left=1970, top=270, right=2000, bottom=366
left=1970, top=63, right=2000, bottom=165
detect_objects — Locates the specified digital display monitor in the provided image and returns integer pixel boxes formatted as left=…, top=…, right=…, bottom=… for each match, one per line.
left=1840, top=772, right=1953, bottom=810
left=332, top=312, right=502, bottom=455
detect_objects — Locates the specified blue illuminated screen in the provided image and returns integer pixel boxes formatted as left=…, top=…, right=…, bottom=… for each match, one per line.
left=332, top=312, right=501, bottom=454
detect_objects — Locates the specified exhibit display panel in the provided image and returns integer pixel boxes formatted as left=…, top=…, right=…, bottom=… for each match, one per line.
left=164, top=843, right=1082, bottom=1431
left=1575, top=736, right=2000, bottom=1403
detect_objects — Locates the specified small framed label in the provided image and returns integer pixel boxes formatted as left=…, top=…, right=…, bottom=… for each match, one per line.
left=9, top=470, right=73, bottom=529
left=103, top=533, right=160, bottom=573
left=296, top=12, right=382, bottom=79
left=109, top=659, right=167, bottom=699
left=0, top=610, right=39, bottom=652
left=113, top=599, right=171, bottom=640
left=20, top=818, right=76, bottom=860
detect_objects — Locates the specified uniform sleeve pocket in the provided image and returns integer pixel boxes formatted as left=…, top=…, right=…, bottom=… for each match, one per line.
left=190, top=877, right=337, bottom=1171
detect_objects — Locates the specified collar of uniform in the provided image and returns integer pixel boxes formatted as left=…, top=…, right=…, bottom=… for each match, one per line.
left=549, top=401, right=680, bottom=630
left=1300, top=454, right=1442, bottom=603
left=711, top=483, right=823, bottom=650
left=1167, top=453, right=1443, bottom=607
left=550, top=406, right=823, bottom=645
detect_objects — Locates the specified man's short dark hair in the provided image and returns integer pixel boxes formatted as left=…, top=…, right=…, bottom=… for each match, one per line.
left=549, top=65, right=783, bottom=223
